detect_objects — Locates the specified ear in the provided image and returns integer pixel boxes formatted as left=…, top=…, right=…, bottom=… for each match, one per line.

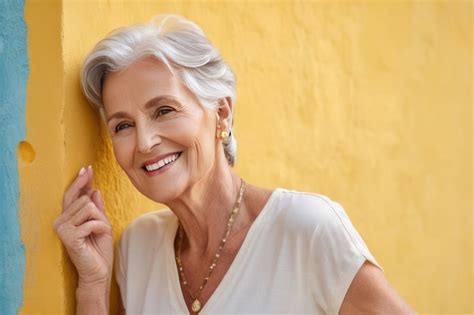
left=216, top=97, right=234, bottom=131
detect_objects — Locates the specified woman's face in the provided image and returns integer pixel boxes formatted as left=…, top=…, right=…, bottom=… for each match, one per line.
left=102, top=57, right=217, bottom=202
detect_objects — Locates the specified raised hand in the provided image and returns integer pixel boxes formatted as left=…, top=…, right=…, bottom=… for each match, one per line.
left=54, top=166, right=114, bottom=289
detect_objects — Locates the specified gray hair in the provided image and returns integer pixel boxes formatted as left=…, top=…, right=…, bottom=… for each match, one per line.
left=80, top=14, right=237, bottom=166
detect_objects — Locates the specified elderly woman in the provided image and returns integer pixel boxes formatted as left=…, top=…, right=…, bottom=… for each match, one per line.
left=54, top=15, right=414, bottom=315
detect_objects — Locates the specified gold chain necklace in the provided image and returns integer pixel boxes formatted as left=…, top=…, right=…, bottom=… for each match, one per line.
left=175, top=179, right=246, bottom=313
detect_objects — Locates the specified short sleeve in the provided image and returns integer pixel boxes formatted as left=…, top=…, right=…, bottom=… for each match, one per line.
left=309, top=199, right=383, bottom=315
left=114, top=234, right=127, bottom=309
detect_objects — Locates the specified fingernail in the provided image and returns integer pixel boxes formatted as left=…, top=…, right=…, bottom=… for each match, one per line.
left=88, top=165, right=92, bottom=170
left=78, top=167, right=86, bottom=176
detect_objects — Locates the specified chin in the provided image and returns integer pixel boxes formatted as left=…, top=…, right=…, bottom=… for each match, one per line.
left=138, top=177, right=187, bottom=204
left=120, top=163, right=183, bottom=203
left=144, top=190, right=177, bottom=204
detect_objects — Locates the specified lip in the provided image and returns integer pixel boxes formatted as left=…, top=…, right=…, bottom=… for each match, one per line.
left=141, top=151, right=182, bottom=169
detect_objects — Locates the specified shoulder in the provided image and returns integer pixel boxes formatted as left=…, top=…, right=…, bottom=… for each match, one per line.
left=114, top=209, right=176, bottom=309
left=118, top=208, right=176, bottom=250
left=272, top=188, right=382, bottom=269
left=124, top=207, right=175, bottom=232
left=272, top=188, right=349, bottom=234
left=272, top=190, right=385, bottom=314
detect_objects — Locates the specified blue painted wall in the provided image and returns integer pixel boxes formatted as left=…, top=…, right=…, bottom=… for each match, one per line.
left=0, top=0, right=27, bottom=313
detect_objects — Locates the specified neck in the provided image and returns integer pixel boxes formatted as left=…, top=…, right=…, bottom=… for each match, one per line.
left=165, top=155, right=242, bottom=257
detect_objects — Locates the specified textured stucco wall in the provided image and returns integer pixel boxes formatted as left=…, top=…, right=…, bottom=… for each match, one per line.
left=20, top=1, right=65, bottom=314
left=0, top=0, right=27, bottom=313
left=17, top=1, right=472, bottom=314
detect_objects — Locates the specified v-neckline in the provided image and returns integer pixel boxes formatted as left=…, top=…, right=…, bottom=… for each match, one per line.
left=165, top=188, right=281, bottom=314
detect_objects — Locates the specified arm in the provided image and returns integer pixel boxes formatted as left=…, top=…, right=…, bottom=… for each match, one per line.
left=76, top=282, right=110, bottom=315
left=76, top=273, right=126, bottom=315
left=339, top=261, right=416, bottom=315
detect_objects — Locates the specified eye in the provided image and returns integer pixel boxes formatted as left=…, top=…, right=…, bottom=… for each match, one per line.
left=155, top=106, right=174, bottom=117
left=115, top=122, right=132, bottom=133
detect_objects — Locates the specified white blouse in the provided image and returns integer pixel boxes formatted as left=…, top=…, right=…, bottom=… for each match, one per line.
left=115, top=188, right=383, bottom=314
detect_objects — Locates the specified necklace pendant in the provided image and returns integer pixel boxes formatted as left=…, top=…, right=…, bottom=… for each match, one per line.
left=191, top=298, right=202, bottom=312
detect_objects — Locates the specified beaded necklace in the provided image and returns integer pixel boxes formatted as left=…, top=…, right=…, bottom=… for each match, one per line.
left=175, top=179, right=246, bottom=313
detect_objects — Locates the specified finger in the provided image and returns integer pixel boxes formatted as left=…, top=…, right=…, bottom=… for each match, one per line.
left=55, top=195, right=92, bottom=230
left=81, top=165, right=94, bottom=197
left=75, top=220, right=111, bottom=238
left=54, top=221, right=74, bottom=244
left=81, top=167, right=96, bottom=200
left=63, top=166, right=92, bottom=210
left=91, top=190, right=105, bottom=213
left=71, top=202, right=107, bottom=226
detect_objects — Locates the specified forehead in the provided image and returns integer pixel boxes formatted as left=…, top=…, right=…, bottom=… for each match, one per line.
left=102, top=57, right=192, bottom=112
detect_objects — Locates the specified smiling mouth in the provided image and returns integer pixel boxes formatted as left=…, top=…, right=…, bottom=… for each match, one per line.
left=142, top=152, right=182, bottom=173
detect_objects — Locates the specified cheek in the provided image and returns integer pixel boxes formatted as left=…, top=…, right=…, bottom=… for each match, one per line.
left=112, top=137, right=134, bottom=168
left=162, top=115, right=215, bottom=169
left=187, top=119, right=217, bottom=166
left=161, top=117, right=204, bottom=146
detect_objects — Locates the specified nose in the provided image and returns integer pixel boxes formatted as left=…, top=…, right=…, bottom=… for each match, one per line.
left=136, top=121, right=161, bottom=154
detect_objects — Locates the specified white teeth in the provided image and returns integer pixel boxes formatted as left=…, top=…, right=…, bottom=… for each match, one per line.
left=144, top=153, right=179, bottom=172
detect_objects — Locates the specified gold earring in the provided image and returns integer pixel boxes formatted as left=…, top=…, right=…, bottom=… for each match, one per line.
left=219, top=130, right=229, bottom=140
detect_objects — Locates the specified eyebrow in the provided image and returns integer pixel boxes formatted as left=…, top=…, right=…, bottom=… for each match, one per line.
left=106, top=95, right=180, bottom=124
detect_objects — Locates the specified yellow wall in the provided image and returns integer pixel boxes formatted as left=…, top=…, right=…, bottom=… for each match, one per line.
left=21, top=1, right=472, bottom=314
left=21, top=1, right=65, bottom=314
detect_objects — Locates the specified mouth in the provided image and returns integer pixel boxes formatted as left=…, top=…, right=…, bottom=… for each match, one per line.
left=142, top=152, right=182, bottom=175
